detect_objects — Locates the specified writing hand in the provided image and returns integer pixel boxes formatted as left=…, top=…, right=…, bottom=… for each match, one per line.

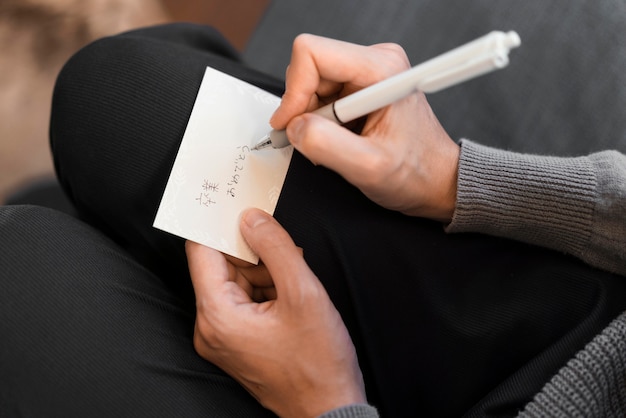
left=186, top=208, right=366, bottom=418
left=271, top=34, right=460, bottom=222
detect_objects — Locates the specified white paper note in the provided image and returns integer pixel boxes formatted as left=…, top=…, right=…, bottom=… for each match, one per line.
left=153, top=67, right=293, bottom=264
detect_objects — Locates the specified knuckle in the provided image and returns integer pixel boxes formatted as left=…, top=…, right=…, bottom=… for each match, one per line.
left=359, top=153, right=391, bottom=188
left=285, top=269, right=325, bottom=310
left=299, top=281, right=325, bottom=306
left=193, top=322, right=220, bottom=359
left=195, top=317, right=220, bottom=346
left=384, top=42, right=409, bottom=59
left=194, top=305, right=232, bottom=352
left=292, top=33, right=316, bottom=53
left=372, top=43, right=411, bottom=77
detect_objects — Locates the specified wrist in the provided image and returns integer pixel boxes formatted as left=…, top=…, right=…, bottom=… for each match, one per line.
left=403, top=139, right=459, bottom=222
left=433, top=143, right=459, bottom=222
left=302, top=374, right=367, bottom=418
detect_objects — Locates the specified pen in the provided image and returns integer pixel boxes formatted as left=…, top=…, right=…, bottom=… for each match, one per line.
left=252, top=30, right=521, bottom=151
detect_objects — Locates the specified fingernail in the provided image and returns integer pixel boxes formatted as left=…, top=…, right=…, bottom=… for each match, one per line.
left=243, top=208, right=270, bottom=229
left=287, top=116, right=305, bottom=146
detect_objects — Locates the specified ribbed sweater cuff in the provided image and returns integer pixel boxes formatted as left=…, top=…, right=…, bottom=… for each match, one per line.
left=446, top=139, right=596, bottom=256
left=318, top=404, right=379, bottom=418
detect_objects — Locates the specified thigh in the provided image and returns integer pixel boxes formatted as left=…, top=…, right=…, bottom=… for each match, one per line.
left=51, top=23, right=285, bottom=300
left=0, top=205, right=273, bottom=417
left=274, top=157, right=626, bottom=417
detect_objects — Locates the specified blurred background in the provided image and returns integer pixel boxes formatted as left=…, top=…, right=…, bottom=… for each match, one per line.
left=0, top=0, right=270, bottom=204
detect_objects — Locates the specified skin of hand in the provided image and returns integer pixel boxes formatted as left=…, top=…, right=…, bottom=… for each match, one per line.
left=271, top=34, right=461, bottom=222
left=186, top=208, right=367, bottom=418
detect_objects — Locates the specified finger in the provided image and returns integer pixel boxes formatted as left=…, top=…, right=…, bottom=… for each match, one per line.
left=251, top=286, right=277, bottom=302
left=240, top=247, right=301, bottom=302
left=224, top=253, right=255, bottom=268
left=231, top=264, right=276, bottom=302
left=271, top=34, right=409, bottom=130
left=224, top=253, right=275, bottom=288
left=284, top=64, right=343, bottom=101
left=240, top=208, right=320, bottom=304
left=233, top=274, right=276, bottom=302
left=272, top=35, right=365, bottom=129
left=226, top=251, right=280, bottom=302
left=186, top=241, right=248, bottom=309
left=186, top=241, right=229, bottom=294
left=287, top=112, right=389, bottom=188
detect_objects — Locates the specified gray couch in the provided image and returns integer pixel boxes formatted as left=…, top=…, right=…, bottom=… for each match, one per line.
left=244, top=0, right=626, bottom=157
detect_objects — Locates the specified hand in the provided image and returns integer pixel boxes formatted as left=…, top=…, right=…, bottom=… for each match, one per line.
left=271, top=34, right=460, bottom=222
left=186, top=208, right=366, bottom=418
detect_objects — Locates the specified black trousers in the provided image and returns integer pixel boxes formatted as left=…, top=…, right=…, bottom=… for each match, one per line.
left=2, top=24, right=626, bottom=417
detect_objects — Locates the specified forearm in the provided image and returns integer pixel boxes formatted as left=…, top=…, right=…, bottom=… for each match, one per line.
left=446, top=139, right=626, bottom=276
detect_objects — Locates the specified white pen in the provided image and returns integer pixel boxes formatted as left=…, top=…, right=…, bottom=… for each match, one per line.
left=252, top=30, right=521, bottom=151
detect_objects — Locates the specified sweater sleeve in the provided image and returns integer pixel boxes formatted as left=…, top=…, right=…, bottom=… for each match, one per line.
left=446, top=139, right=626, bottom=276
left=517, top=311, right=626, bottom=417
left=317, top=404, right=379, bottom=418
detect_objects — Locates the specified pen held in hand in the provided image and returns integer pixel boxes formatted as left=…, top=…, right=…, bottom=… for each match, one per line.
left=252, top=30, right=521, bottom=151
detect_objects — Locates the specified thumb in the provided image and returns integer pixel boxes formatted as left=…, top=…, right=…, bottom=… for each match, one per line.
left=286, top=113, right=379, bottom=184
left=240, top=208, right=320, bottom=304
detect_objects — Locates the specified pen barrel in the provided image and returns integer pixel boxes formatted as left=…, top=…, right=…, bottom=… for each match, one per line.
left=334, top=70, right=422, bottom=122
left=333, top=30, right=520, bottom=123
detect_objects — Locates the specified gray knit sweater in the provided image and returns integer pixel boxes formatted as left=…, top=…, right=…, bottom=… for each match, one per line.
left=322, top=139, right=626, bottom=418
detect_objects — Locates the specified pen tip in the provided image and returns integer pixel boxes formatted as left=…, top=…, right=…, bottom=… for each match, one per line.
left=252, top=134, right=271, bottom=151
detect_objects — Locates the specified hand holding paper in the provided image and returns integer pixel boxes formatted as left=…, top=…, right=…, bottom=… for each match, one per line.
left=153, top=67, right=293, bottom=264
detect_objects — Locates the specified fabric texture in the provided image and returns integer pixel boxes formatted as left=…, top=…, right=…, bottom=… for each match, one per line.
left=519, top=312, right=626, bottom=417
left=0, top=205, right=274, bottom=417
left=448, top=140, right=626, bottom=276
left=320, top=404, right=380, bottom=418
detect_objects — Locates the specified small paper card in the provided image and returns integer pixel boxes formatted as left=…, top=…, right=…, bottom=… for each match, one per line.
left=153, top=67, right=293, bottom=264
